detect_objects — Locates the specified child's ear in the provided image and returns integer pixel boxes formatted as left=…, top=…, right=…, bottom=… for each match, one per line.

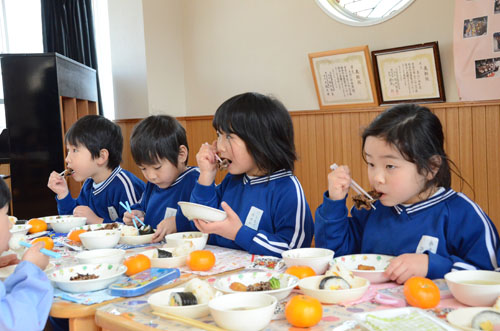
left=426, top=155, right=442, bottom=180
left=96, top=148, right=110, bottom=166
left=177, top=145, right=188, bottom=165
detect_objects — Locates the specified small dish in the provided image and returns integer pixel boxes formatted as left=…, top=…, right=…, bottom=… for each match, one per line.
left=9, top=224, right=32, bottom=235
left=141, top=245, right=188, bottom=269
left=213, top=270, right=298, bottom=301
left=148, top=287, right=213, bottom=319
left=331, top=254, right=394, bottom=284
left=164, top=231, right=208, bottom=251
left=445, top=270, right=500, bottom=306
left=48, top=263, right=127, bottom=293
left=446, top=307, right=500, bottom=331
left=177, top=202, right=227, bottom=222
left=281, top=247, right=334, bottom=275
left=119, top=233, right=154, bottom=245
left=79, top=230, right=121, bottom=250
left=298, top=275, right=369, bottom=304
left=76, top=248, right=126, bottom=264
left=49, top=216, right=87, bottom=233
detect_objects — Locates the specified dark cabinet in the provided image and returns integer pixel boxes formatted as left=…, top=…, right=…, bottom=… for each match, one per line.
left=1, top=53, right=98, bottom=219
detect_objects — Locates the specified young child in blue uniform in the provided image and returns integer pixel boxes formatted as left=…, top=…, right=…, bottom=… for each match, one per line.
left=124, top=115, right=199, bottom=242
left=191, top=92, right=314, bottom=257
left=47, top=115, right=145, bottom=224
left=0, top=178, right=53, bottom=330
left=315, top=104, right=500, bottom=283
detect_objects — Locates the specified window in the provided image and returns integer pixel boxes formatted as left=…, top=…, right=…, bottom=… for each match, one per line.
left=315, top=0, right=415, bottom=26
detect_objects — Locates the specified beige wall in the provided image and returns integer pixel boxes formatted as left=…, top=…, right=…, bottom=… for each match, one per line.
left=113, top=0, right=457, bottom=118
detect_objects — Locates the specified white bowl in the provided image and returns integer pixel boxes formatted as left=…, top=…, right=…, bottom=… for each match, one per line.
left=209, top=292, right=277, bottom=331
left=445, top=270, right=500, bottom=306
left=446, top=307, right=500, bottom=331
left=282, top=247, right=335, bottom=275
left=213, top=270, right=298, bottom=301
left=76, top=249, right=126, bottom=264
left=79, top=230, right=121, bottom=250
left=178, top=202, right=227, bottom=222
left=148, top=287, right=213, bottom=319
left=9, top=224, right=32, bottom=235
left=141, top=245, right=188, bottom=268
left=164, top=232, right=208, bottom=251
left=38, top=215, right=72, bottom=229
left=298, top=275, right=369, bottom=304
left=331, top=254, right=394, bottom=283
left=50, top=216, right=87, bottom=233
left=48, top=263, right=126, bottom=293
left=119, top=233, right=154, bottom=245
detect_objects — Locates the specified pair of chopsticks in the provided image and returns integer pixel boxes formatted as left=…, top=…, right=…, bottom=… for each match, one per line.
left=19, top=241, right=61, bottom=258
left=330, top=163, right=376, bottom=210
left=119, top=201, right=145, bottom=229
left=152, top=311, right=225, bottom=331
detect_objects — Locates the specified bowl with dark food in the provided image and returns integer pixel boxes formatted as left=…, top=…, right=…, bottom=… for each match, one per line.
left=331, top=254, right=394, bottom=283
left=48, top=263, right=127, bottom=292
left=445, top=270, right=500, bottom=306
left=298, top=275, right=370, bottom=304
left=119, top=225, right=155, bottom=245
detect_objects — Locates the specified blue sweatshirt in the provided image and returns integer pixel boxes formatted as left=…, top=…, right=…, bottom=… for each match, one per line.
left=190, top=170, right=314, bottom=257
left=56, top=166, right=145, bottom=223
left=0, top=261, right=54, bottom=331
left=315, top=187, right=500, bottom=279
left=131, top=167, right=199, bottom=230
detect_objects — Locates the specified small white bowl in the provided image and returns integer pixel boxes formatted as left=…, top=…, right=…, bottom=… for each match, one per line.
left=331, top=254, right=394, bottom=284
left=48, top=263, right=127, bottom=293
left=213, top=270, right=298, bottom=301
left=50, top=216, right=87, bottom=233
left=446, top=307, right=500, bottom=331
left=445, top=270, right=500, bottom=306
left=282, top=247, right=335, bottom=275
left=119, top=233, right=154, bottom=245
left=79, top=230, right=121, bottom=250
left=209, top=292, right=277, bottom=331
left=299, top=275, right=369, bottom=304
left=148, top=287, right=213, bottom=319
left=141, top=245, right=188, bottom=269
left=76, top=249, right=126, bottom=264
left=165, top=232, right=208, bottom=251
left=178, top=202, right=227, bottom=222
left=9, top=224, right=32, bottom=235
left=8, top=216, right=17, bottom=225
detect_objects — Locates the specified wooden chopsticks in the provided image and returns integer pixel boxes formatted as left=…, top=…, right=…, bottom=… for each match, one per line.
left=330, top=163, right=376, bottom=210
left=152, top=311, right=225, bottom=331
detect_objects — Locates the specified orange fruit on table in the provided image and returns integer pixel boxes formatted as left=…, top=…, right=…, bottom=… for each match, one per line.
left=403, top=276, right=440, bottom=309
left=27, top=219, right=47, bottom=233
left=285, top=265, right=316, bottom=279
left=186, top=250, right=216, bottom=271
left=31, top=237, right=54, bottom=251
left=285, top=294, right=323, bottom=328
left=67, top=229, right=87, bottom=243
left=124, top=254, right=151, bottom=276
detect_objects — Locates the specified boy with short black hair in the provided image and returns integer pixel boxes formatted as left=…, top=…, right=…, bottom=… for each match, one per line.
left=48, top=115, right=145, bottom=223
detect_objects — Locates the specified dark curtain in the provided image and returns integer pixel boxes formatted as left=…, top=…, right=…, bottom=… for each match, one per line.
left=41, top=0, right=103, bottom=115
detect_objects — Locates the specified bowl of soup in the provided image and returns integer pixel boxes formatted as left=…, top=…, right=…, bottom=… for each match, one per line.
left=445, top=270, right=500, bottom=306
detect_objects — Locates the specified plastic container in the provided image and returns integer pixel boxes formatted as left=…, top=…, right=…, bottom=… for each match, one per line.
left=109, top=268, right=180, bottom=297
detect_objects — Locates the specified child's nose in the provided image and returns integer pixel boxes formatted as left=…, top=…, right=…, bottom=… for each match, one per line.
left=373, top=170, right=385, bottom=184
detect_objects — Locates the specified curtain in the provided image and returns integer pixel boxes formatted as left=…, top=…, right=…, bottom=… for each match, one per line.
left=41, top=0, right=103, bottom=114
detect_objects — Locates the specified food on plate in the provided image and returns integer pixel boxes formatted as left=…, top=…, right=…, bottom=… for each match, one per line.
left=182, top=233, right=202, bottom=239
left=403, top=276, right=440, bottom=309
left=326, top=262, right=356, bottom=286
left=352, top=191, right=381, bottom=210
left=285, top=294, right=322, bottom=328
left=157, top=249, right=173, bottom=258
left=67, top=229, right=87, bottom=243
left=169, top=278, right=215, bottom=306
left=121, top=225, right=139, bottom=237
left=229, top=282, right=248, bottom=292
left=70, top=273, right=99, bottom=281
left=471, top=310, right=500, bottom=330
left=357, top=264, right=376, bottom=271
left=285, top=265, right=316, bottom=279
left=31, top=237, right=54, bottom=251
left=138, top=225, right=154, bottom=235
left=170, top=292, right=198, bottom=306
left=186, top=250, right=216, bottom=271
left=318, top=275, right=351, bottom=290
left=229, top=277, right=280, bottom=292
left=124, top=254, right=151, bottom=276
left=251, top=257, right=285, bottom=271
left=27, top=219, right=47, bottom=233
left=94, top=223, right=120, bottom=231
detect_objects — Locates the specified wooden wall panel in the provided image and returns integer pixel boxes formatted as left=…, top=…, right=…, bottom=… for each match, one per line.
left=116, top=101, right=500, bottom=232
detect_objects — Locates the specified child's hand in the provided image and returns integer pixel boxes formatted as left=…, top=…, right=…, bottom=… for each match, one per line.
left=328, top=165, right=351, bottom=200
left=123, top=210, right=145, bottom=226
left=152, top=216, right=176, bottom=243
left=193, top=202, right=242, bottom=240
left=73, top=206, right=103, bottom=224
left=196, top=142, right=218, bottom=185
left=47, top=171, right=70, bottom=199
left=384, top=253, right=429, bottom=284
left=22, top=242, right=49, bottom=270
left=0, top=254, right=20, bottom=268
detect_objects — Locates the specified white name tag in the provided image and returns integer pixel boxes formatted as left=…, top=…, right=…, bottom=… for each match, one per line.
left=108, top=206, right=118, bottom=221
left=416, top=235, right=439, bottom=254
left=164, top=207, right=177, bottom=219
left=244, top=206, right=263, bottom=231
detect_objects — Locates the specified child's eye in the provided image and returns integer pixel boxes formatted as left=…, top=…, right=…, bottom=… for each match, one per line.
left=367, top=162, right=375, bottom=168
left=154, top=165, right=162, bottom=170
left=226, top=134, right=232, bottom=140
left=386, top=164, right=395, bottom=169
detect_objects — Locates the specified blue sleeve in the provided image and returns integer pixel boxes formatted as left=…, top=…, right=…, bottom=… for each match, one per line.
left=314, top=191, right=366, bottom=255
left=176, top=177, right=200, bottom=232
left=55, top=180, right=92, bottom=215
left=0, top=261, right=53, bottom=331
left=190, top=180, right=225, bottom=208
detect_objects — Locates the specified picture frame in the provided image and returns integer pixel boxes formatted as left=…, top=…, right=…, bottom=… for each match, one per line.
left=371, top=42, right=446, bottom=105
left=308, top=45, right=379, bottom=110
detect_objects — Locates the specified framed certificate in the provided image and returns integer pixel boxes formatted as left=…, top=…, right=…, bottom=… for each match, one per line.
left=371, top=42, right=446, bottom=104
left=308, top=45, right=379, bottom=110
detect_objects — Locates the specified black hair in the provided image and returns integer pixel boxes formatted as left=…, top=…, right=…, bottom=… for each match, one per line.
left=362, top=103, right=451, bottom=192
left=130, top=115, right=189, bottom=166
left=65, top=115, right=123, bottom=170
left=0, top=178, right=11, bottom=209
left=213, top=92, right=297, bottom=175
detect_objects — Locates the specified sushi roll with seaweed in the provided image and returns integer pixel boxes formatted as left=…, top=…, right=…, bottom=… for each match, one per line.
left=169, top=292, right=198, bottom=306
left=471, top=310, right=500, bottom=331
left=319, top=276, right=351, bottom=290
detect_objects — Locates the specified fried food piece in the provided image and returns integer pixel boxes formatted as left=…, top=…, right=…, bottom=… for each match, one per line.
left=352, top=191, right=381, bottom=210
left=357, top=264, right=376, bottom=271
left=229, top=282, right=248, bottom=291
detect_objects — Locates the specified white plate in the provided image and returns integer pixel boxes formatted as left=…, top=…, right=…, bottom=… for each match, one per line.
left=331, top=254, right=394, bottom=284
left=178, top=202, right=227, bottom=222
left=213, top=270, right=298, bottom=301
left=119, top=233, right=154, bottom=245
left=446, top=307, right=500, bottom=331
left=141, top=247, right=188, bottom=268
left=48, top=263, right=127, bottom=293
left=299, top=275, right=370, bottom=304
left=9, top=224, right=32, bottom=235
left=148, top=287, right=212, bottom=319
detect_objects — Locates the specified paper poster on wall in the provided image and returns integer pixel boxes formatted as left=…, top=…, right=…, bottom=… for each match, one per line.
left=454, top=0, right=500, bottom=101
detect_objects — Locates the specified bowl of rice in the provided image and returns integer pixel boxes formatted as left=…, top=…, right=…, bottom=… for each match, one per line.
left=165, top=231, right=208, bottom=251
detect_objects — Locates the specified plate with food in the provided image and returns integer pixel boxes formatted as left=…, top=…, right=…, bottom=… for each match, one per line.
left=447, top=307, right=500, bottom=331
left=119, top=225, right=155, bottom=245
left=331, top=254, right=394, bottom=283
left=299, top=274, right=369, bottom=304
left=141, top=242, right=195, bottom=268
left=213, top=270, right=298, bottom=301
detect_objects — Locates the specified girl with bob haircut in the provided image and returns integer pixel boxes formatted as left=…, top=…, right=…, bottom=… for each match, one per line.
left=315, top=103, right=500, bottom=283
left=190, top=92, right=314, bottom=257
